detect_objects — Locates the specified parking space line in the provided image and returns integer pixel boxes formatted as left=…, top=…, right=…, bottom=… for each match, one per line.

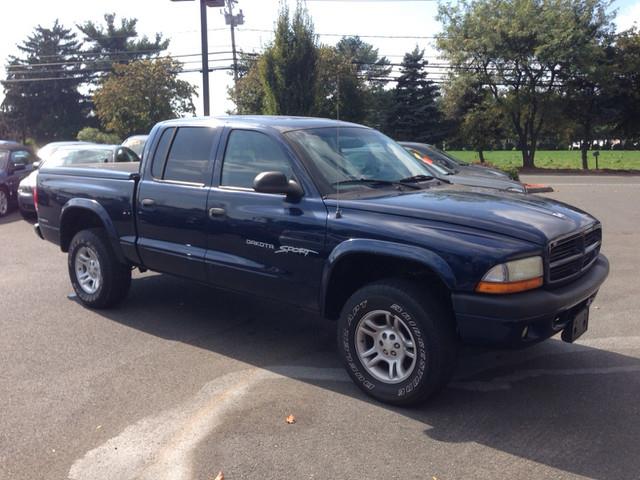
left=68, top=366, right=350, bottom=480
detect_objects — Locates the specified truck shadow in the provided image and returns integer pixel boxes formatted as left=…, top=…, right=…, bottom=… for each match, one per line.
left=94, top=272, right=639, bottom=480
left=0, top=210, right=23, bottom=225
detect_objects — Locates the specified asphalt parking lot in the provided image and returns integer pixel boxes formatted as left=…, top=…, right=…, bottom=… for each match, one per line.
left=1, top=175, right=639, bottom=480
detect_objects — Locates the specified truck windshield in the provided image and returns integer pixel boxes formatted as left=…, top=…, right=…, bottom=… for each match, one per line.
left=285, top=127, right=434, bottom=195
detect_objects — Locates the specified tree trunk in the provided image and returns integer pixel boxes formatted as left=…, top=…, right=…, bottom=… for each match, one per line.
left=517, top=133, right=535, bottom=169
left=580, top=141, right=589, bottom=170
left=478, top=150, right=485, bottom=163
left=521, top=148, right=535, bottom=169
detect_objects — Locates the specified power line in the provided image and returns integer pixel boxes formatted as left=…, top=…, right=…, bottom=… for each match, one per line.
left=6, top=59, right=240, bottom=78
left=1, top=66, right=233, bottom=84
left=236, top=27, right=438, bottom=39
left=5, top=51, right=239, bottom=70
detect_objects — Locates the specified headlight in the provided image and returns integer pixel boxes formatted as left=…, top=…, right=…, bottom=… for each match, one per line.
left=476, top=256, right=543, bottom=294
left=18, top=185, right=32, bottom=194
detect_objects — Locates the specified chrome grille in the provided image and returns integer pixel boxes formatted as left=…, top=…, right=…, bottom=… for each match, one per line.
left=548, top=225, right=601, bottom=284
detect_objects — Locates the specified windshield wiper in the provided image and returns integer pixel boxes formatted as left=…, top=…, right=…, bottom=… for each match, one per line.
left=398, top=174, right=434, bottom=183
left=332, top=178, right=421, bottom=190
left=401, top=173, right=451, bottom=185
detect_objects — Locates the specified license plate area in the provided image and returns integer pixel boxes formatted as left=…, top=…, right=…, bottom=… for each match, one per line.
left=561, top=307, right=589, bottom=343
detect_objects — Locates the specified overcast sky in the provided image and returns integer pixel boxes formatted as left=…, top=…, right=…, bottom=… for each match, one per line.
left=1, top=0, right=639, bottom=117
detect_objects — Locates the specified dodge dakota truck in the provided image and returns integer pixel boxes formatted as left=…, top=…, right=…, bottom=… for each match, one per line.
left=34, top=116, right=609, bottom=405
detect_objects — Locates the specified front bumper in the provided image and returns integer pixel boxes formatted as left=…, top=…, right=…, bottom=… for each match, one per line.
left=452, top=254, right=609, bottom=347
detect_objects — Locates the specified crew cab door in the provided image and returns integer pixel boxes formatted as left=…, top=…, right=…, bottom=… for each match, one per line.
left=136, top=126, right=219, bottom=281
left=205, top=128, right=327, bottom=310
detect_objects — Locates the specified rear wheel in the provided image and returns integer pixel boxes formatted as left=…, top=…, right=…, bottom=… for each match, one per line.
left=68, top=228, right=131, bottom=309
left=0, top=189, right=8, bottom=217
left=337, top=279, right=458, bottom=406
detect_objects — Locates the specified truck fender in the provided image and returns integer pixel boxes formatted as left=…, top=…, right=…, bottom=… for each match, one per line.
left=60, top=198, right=127, bottom=264
left=320, top=239, right=457, bottom=315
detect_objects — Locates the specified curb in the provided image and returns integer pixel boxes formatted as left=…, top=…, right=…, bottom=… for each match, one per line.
left=525, top=184, right=554, bottom=193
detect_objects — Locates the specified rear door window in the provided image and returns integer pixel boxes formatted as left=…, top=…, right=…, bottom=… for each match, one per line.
left=162, top=127, right=215, bottom=184
left=150, top=128, right=174, bottom=179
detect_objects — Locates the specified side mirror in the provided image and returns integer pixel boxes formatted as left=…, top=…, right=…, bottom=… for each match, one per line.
left=33, top=161, right=41, bottom=169
left=253, top=171, right=303, bottom=200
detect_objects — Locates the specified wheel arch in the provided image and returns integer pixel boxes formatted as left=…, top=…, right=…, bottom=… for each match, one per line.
left=60, top=199, right=126, bottom=264
left=321, top=239, right=456, bottom=321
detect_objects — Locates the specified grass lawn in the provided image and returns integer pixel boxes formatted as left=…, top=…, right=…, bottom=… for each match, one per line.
left=447, top=150, right=640, bottom=171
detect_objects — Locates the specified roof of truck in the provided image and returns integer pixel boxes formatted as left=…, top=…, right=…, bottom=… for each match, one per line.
left=158, top=115, right=366, bottom=132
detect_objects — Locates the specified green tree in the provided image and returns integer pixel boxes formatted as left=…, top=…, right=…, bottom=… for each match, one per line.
left=93, top=58, right=196, bottom=138
left=562, top=50, right=614, bottom=168
left=437, top=0, right=613, bottom=168
left=1, top=21, right=88, bottom=143
left=314, top=46, right=366, bottom=122
left=78, top=13, right=169, bottom=69
left=227, top=54, right=264, bottom=114
left=442, top=77, right=506, bottom=162
left=336, top=36, right=391, bottom=85
left=386, top=47, right=443, bottom=143
left=334, top=36, right=393, bottom=129
left=609, top=28, right=640, bottom=144
left=260, top=1, right=318, bottom=115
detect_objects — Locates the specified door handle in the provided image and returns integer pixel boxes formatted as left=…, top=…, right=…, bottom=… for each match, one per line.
left=141, top=198, right=155, bottom=207
left=209, top=207, right=225, bottom=218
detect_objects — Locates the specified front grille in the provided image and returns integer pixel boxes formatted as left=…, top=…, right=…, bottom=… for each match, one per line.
left=548, top=225, right=601, bottom=284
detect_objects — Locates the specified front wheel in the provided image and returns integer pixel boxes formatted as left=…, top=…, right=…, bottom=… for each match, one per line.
left=337, top=279, right=458, bottom=406
left=68, top=228, right=131, bottom=309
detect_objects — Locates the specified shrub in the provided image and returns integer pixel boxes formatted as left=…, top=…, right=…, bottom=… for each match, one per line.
left=77, top=127, right=121, bottom=145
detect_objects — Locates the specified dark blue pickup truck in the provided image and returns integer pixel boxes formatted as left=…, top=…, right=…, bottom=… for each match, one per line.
left=34, top=116, right=609, bottom=405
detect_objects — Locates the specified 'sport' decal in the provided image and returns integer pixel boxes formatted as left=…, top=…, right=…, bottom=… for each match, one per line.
left=246, top=239, right=318, bottom=256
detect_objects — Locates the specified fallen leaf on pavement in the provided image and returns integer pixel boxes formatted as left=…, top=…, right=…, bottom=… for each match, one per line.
left=210, top=472, right=224, bottom=480
left=285, top=414, right=296, bottom=424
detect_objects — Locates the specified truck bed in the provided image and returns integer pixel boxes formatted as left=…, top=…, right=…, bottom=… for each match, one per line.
left=38, top=161, right=141, bottom=180
left=36, top=162, right=141, bottom=264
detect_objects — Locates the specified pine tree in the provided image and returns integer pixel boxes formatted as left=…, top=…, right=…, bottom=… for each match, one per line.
left=260, top=1, right=317, bottom=115
left=1, top=21, right=88, bottom=143
left=387, top=47, right=442, bottom=143
left=77, top=13, right=169, bottom=70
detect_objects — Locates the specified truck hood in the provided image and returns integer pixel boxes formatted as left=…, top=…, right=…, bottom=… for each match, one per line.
left=337, top=185, right=597, bottom=245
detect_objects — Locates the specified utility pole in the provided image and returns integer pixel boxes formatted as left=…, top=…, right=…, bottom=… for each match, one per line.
left=223, top=0, right=244, bottom=84
left=200, top=0, right=211, bottom=115
left=171, top=0, right=225, bottom=116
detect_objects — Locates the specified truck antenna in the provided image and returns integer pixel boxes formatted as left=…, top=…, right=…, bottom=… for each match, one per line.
left=335, top=74, right=342, bottom=219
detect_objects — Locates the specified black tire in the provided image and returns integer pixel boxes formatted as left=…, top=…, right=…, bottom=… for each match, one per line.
left=0, top=188, right=9, bottom=217
left=337, top=279, right=458, bottom=406
left=68, top=228, right=131, bottom=309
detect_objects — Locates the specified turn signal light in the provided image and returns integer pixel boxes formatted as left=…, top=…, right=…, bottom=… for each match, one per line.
left=476, top=276, right=543, bottom=294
